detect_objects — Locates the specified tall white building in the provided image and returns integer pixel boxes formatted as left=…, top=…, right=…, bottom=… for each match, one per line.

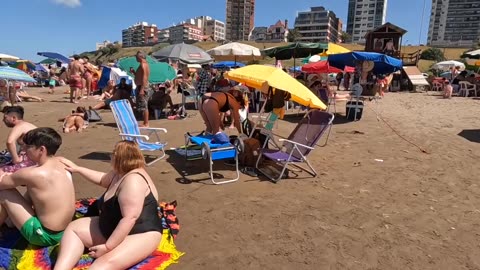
left=428, top=0, right=480, bottom=47
left=346, top=0, right=387, bottom=43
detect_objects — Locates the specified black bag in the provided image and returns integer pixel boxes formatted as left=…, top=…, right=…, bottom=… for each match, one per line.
left=264, top=87, right=274, bottom=113
left=86, top=109, right=102, bottom=122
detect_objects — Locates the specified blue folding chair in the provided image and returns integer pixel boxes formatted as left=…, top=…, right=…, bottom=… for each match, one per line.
left=110, top=99, right=167, bottom=166
left=184, top=132, right=243, bottom=185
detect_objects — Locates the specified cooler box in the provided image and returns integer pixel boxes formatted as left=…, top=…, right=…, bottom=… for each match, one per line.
left=346, top=100, right=364, bottom=121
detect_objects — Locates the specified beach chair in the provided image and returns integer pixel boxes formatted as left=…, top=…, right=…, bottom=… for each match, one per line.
left=248, top=112, right=281, bottom=149
left=184, top=132, right=243, bottom=185
left=255, top=110, right=334, bottom=183
left=110, top=99, right=167, bottom=166
left=458, top=81, right=477, bottom=97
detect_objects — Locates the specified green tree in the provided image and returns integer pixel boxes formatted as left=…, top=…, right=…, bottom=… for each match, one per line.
left=287, top=29, right=301, bottom=42
left=420, top=48, right=445, bottom=62
left=340, top=32, right=351, bottom=43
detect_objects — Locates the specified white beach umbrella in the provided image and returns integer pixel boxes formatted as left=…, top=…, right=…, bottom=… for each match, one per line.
left=207, top=42, right=261, bottom=62
left=432, top=60, right=465, bottom=71
left=0, top=53, right=19, bottom=61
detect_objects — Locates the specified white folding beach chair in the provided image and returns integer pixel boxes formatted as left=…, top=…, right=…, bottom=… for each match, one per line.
left=110, top=99, right=167, bottom=166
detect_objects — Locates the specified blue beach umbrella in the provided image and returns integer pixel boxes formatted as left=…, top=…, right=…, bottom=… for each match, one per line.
left=0, top=66, right=36, bottom=83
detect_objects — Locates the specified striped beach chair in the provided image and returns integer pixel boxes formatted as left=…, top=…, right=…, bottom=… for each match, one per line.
left=110, top=99, right=167, bottom=166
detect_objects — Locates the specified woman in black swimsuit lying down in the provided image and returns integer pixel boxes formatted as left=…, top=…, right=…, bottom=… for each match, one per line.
left=54, top=141, right=162, bottom=270
left=199, top=89, right=245, bottom=135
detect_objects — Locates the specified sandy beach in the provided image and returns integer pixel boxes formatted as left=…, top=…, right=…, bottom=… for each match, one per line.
left=2, top=86, right=480, bottom=270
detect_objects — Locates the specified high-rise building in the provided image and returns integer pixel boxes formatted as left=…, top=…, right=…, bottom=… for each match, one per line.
left=226, top=0, right=255, bottom=41
left=121, top=22, right=158, bottom=47
left=428, top=0, right=480, bottom=47
left=346, top=0, right=387, bottom=43
left=294, top=7, right=341, bottom=43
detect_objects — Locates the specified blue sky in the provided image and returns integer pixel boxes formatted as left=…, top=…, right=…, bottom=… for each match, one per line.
left=2, top=0, right=430, bottom=62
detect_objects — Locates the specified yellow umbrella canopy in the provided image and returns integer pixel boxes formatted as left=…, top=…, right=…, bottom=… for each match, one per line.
left=320, top=43, right=351, bottom=57
left=226, top=65, right=326, bottom=110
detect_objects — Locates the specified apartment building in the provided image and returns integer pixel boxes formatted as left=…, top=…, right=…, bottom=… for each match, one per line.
left=428, top=0, right=480, bottom=47
left=346, top=0, right=387, bottom=43
left=226, top=0, right=255, bottom=41
left=177, top=16, right=225, bottom=41
left=169, top=24, right=204, bottom=44
left=121, top=22, right=158, bottom=47
left=294, top=7, right=341, bottom=43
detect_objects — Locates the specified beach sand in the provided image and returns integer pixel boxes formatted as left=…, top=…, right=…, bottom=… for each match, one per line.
left=2, top=86, right=480, bottom=270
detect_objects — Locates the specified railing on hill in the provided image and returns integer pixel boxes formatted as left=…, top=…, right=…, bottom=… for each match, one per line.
left=400, top=50, right=422, bottom=66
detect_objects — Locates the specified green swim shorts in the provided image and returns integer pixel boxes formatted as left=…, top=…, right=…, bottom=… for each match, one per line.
left=20, top=216, right=64, bottom=246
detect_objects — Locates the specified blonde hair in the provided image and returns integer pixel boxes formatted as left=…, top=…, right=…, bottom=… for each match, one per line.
left=112, top=140, right=145, bottom=174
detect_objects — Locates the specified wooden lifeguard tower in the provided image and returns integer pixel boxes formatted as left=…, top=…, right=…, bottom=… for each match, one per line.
left=364, top=22, right=428, bottom=91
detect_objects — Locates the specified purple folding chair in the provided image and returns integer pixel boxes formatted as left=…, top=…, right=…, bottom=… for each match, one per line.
left=255, top=110, right=334, bottom=183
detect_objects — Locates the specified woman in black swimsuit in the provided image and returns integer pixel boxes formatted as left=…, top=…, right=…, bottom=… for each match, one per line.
left=54, top=141, right=162, bottom=270
left=199, top=89, right=244, bottom=134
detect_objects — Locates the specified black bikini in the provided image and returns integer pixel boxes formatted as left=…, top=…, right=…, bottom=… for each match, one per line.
left=97, top=172, right=162, bottom=238
left=202, top=92, right=231, bottom=112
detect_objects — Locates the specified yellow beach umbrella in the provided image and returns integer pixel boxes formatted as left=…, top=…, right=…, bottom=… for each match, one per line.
left=226, top=65, right=326, bottom=110
left=319, top=43, right=351, bottom=57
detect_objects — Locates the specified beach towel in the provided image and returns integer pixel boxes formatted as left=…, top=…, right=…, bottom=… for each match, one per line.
left=0, top=198, right=184, bottom=270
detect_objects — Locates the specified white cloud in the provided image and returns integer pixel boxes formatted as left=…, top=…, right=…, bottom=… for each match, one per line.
left=52, top=0, right=81, bottom=8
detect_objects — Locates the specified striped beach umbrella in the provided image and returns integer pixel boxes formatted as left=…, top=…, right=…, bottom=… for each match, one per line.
left=0, top=66, right=36, bottom=83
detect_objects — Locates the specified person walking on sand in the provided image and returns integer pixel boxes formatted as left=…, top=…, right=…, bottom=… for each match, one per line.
left=83, top=56, right=94, bottom=98
left=130, top=51, right=150, bottom=127
left=0, top=127, right=75, bottom=247
left=67, top=55, right=84, bottom=104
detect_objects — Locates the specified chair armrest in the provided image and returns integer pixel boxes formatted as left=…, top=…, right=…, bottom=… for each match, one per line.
left=139, top=127, right=167, bottom=133
left=279, top=139, right=314, bottom=150
left=119, top=133, right=150, bottom=140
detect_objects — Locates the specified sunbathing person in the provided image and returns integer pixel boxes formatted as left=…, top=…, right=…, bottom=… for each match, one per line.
left=1, top=106, right=37, bottom=172
left=0, top=127, right=75, bottom=247
left=54, top=141, right=162, bottom=270
left=16, top=89, right=45, bottom=102
left=58, top=106, right=88, bottom=133
left=95, top=80, right=115, bottom=100
left=92, top=78, right=132, bottom=110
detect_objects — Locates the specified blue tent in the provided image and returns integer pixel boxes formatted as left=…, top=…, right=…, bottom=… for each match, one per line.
left=37, top=52, right=71, bottom=64
left=328, top=52, right=402, bottom=75
left=35, top=64, right=47, bottom=73
left=289, top=66, right=303, bottom=72
left=212, top=61, right=245, bottom=69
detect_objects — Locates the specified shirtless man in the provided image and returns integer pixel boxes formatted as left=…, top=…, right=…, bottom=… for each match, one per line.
left=130, top=51, right=150, bottom=127
left=67, top=55, right=84, bottom=104
left=1, top=106, right=37, bottom=172
left=0, top=127, right=75, bottom=246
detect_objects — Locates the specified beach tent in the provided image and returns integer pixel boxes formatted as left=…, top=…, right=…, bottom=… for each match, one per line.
left=37, top=52, right=71, bottom=64
left=117, top=56, right=176, bottom=84
left=328, top=52, right=403, bottom=75
left=302, top=60, right=343, bottom=74
left=212, top=61, right=246, bottom=69
left=98, top=66, right=136, bottom=90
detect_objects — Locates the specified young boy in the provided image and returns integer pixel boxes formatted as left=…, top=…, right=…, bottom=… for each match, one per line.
left=0, top=127, right=75, bottom=246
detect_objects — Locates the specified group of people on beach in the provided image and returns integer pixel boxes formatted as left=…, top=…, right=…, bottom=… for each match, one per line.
left=0, top=105, right=164, bottom=269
